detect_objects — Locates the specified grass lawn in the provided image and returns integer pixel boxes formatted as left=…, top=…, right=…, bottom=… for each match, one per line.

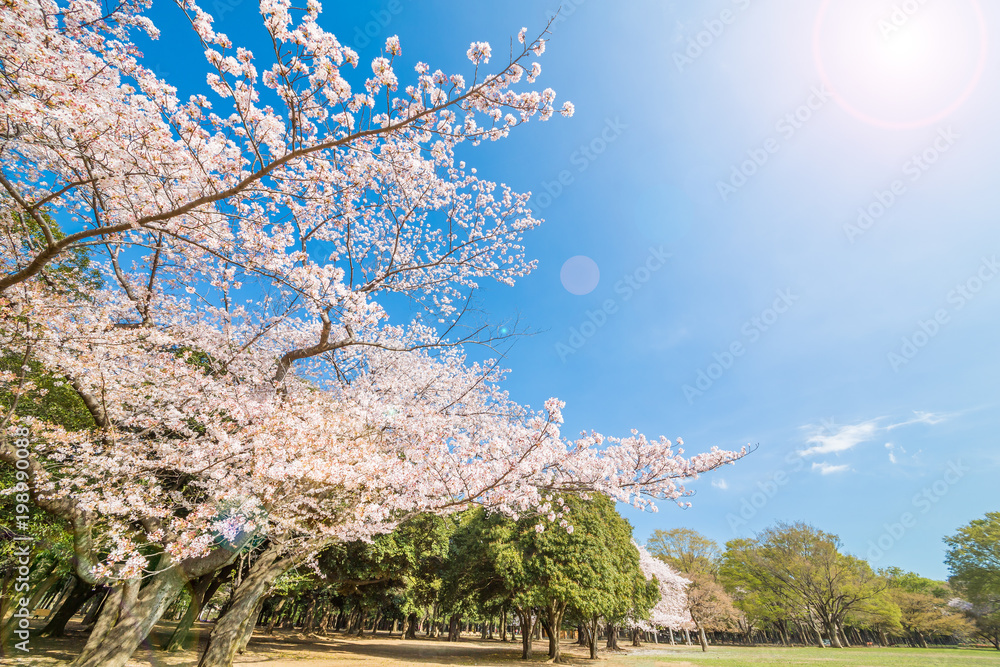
left=620, top=645, right=1000, bottom=667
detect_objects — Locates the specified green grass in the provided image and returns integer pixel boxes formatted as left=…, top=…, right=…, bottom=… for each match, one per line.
left=620, top=645, right=1000, bottom=667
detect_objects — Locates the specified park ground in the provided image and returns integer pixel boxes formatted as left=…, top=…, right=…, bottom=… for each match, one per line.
left=9, top=621, right=1000, bottom=666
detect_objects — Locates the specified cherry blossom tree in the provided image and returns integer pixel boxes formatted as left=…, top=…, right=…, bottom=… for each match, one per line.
left=635, top=542, right=693, bottom=634
left=0, top=1, right=747, bottom=666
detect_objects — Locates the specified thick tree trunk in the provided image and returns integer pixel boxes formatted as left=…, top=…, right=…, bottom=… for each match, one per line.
left=824, top=619, right=843, bottom=648
left=404, top=612, right=418, bottom=639
left=164, top=573, right=214, bottom=651
left=546, top=602, right=565, bottom=660
left=237, top=598, right=264, bottom=654
left=605, top=623, right=619, bottom=650
left=668, top=627, right=675, bottom=645
left=70, top=571, right=186, bottom=667
left=447, top=614, right=461, bottom=641
left=517, top=608, right=534, bottom=659
left=198, top=546, right=292, bottom=667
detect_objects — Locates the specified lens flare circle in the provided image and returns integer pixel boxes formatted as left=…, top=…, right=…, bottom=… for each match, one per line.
left=813, top=0, right=987, bottom=130
left=560, top=255, right=600, bottom=296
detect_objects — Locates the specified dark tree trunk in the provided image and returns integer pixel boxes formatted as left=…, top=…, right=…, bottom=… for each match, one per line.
left=448, top=614, right=461, bottom=642
left=265, top=597, right=287, bottom=635
left=404, top=612, right=418, bottom=639
left=606, top=623, right=619, bottom=650
left=39, top=578, right=95, bottom=637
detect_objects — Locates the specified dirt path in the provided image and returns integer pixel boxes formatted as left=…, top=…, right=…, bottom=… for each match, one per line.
left=12, top=621, right=698, bottom=666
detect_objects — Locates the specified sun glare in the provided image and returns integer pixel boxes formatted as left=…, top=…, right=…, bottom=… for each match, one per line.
left=814, top=0, right=987, bottom=129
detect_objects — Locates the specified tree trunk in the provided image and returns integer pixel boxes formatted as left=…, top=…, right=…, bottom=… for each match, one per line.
left=79, top=587, right=109, bottom=627
left=517, top=608, right=534, bottom=659
left=38, top=578, right=95, bottom=637
left=69, top=571, right=186, bottom=667
left=500, top=608, right=507, bottom=642
left=546, top=602, right=565, bottom=660
left=668, top=627, right=675, bottom=645
left=824, top=619, right=843, bottom=648
left=198, top=546, right=294, bottom=667
left=447, top=614, right=461, bottom=642
left=580, top=615, right=596, bottom=659
left=164, top=573, right=214, bottom=651
left=606, top=623, right=619, bottom=650
left=837, top=621, right=850, bottom=648
left=405, top=612, right=418, bottom=639
left=265, top=598, right=287, bottom=635
left=237, top=598, right=264, bottom=654
left=694, top=621, right=708, bottom=652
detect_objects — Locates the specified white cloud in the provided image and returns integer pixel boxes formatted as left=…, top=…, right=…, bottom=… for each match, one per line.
left=711, top=478, right=728, bottom=490
left=885, top=442, right=910, bottom=465
left=812, top=462, right=850, bottom=475
left=799, top=420, right=881, bottom=456
left=800, top=412, right=948, bottom=458
left=886, top=411, right=948, bottom=430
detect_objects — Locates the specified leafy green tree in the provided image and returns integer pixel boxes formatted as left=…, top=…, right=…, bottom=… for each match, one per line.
left=734, top=523, right=887, bottom=649
left=945, top=512, right=1000, bottom=650
left=647, top=528, right=720, bottom=576
left=720, top=538, right=796, bottom=644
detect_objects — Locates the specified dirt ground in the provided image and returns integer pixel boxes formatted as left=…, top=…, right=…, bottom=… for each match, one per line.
left=11, top=620, right=694, bottom=666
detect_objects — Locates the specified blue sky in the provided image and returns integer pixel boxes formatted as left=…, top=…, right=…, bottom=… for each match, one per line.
left=140, top=0, right=1000, bottom=579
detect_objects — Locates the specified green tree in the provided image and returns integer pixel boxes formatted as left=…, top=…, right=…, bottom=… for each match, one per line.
left=647, top=528, right=720, bottom=576
left=945, top=512, right=1000, bottom=650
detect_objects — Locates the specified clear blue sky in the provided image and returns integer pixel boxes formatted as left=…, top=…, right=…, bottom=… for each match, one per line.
left=141, top=0, right=1000, bottom=580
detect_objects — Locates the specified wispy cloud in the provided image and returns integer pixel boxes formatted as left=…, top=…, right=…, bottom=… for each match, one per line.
left=799, top=420, right=880, bottom=456
left=812, top=462, right=850, bottom=475
left=711, top=478, right=728, bottom=490
left=886, top=411, right=948, bottom=430
left=799, top=412, right=949, bottom=458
